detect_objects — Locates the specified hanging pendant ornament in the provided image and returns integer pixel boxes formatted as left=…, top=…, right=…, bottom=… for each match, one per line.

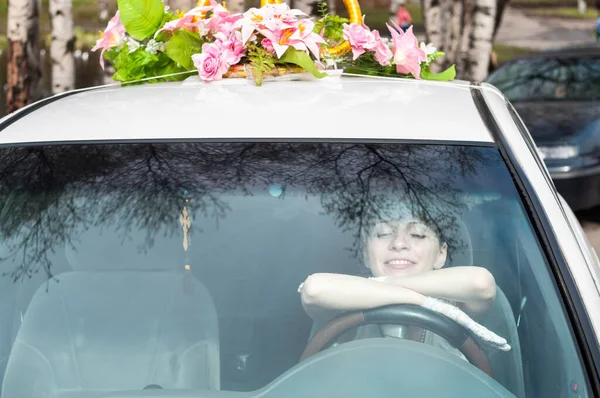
left=179, top=190, right=193, bottom=294
left=180, top=193, right=192, bottom=252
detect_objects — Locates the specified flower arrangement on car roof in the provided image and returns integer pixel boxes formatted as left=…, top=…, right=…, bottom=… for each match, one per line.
left=92, top=0, right=456, bottom=86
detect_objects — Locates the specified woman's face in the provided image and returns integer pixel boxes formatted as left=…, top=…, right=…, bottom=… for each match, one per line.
left=364, top=218, right=447, bottom=278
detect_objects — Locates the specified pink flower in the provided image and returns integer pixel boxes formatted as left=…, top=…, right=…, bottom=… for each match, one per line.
left=192, top=42, right=229, bottom=82
left=387, top=24, right=426, bottom=79
left=236, top=8, right=266, bottom=44
left=156, top=6, right=208, bottom=37
left=259, top=18, right=324, bottom=60
left=289, top=18, right=325, bottom=59
left=261, top=3, right=305, bottom=30
left=372, top=30, right=393, bottom=66
left=260, top=26, right=297, bottom=58
left=92, top=10, right=126, bottom=69
left=236, top=4, right=304, bottom=44
left=192, top=32, right=245, bottom=82
left=206, top=3, right=243, bottom=35
left=214, top=32, right=244, bottom=66
left=261, top=38, right=275, bottom=53
left=342, top=22, right=376, bottom=60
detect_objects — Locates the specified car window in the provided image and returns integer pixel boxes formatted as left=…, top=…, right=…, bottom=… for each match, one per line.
left=0, top=142, right=590, bottom=397
left=487, top=56, right=600, bottom=102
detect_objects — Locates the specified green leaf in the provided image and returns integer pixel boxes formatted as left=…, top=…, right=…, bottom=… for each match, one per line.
left=276, top=48, right=327, bottom=79
left=164, top=30, right=204, bottom=70
left=421, top=64, right=456, bottom=81
left=428, top=51, right=445, bottom=63
left=148, top=54, right=189, bottom=82
left=317, top=1, right=328, bottom=17
left=315, top=14, right=349, bottom=44
left=117, top=0, right=165, bottom=41
left=247, top=42, right=275, bottom=86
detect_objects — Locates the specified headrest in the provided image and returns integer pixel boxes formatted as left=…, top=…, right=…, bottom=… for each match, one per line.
left=445, top=216, right=473, bottom=267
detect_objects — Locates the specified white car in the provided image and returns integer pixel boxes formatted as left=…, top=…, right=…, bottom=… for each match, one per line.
left=0, top=75, right=598, bottom=398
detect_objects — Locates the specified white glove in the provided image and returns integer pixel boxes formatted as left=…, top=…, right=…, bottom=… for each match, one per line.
left=421, top=296, right=511, bottom=352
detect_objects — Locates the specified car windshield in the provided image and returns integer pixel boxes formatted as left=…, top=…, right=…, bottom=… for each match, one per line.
left=0, top=142, right=589, bottom=397
left=487, top=55, right=600, bottom=102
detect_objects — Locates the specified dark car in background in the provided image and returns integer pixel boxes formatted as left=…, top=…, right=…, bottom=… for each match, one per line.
left=486, top=44, right=600, bottom=210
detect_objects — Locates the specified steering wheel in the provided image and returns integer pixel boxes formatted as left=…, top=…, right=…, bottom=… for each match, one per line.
left=300, top=304, right=494, bottom=378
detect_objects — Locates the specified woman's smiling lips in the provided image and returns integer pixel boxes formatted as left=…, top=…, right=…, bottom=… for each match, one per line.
left=384, top=259, right=416, bottom=269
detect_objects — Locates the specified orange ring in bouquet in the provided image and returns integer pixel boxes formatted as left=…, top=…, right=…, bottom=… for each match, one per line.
left=326, top=0, right=362, bottom=56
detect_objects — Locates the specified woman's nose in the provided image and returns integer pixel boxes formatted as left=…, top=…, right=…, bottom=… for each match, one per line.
left=389, top=233, right=409, bottom=250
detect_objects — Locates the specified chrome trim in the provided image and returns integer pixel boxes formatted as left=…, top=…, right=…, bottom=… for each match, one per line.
left=549, top=163, right=600, bottom=179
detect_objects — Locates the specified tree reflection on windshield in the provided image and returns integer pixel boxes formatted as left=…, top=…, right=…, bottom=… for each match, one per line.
left=0, top=143, right=496, bottom=283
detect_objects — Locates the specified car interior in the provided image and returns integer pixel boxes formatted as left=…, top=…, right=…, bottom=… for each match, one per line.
left=0, top=187, right=590, bottom=398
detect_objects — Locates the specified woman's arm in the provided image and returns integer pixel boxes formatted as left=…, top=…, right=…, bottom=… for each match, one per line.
left=383, top=266, right=496, bottom=316
left=300, top=273, right=426, bottom=320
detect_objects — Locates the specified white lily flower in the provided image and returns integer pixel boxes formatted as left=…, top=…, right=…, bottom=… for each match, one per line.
left=125, top=37, right=141, bottom=53
left=420, top=42, right=437, bottom=56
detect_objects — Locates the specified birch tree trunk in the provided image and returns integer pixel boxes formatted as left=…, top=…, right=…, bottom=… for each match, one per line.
left=423, top=0, right=498, bottom=81
left=99, top=0, right=110, bottom=21
left=421, top=0, right=442, bottom=45
left=6, top=0, right=41, bottom=114
left=457, top=0, right=496, bottom=81
left=421, top=0, right=448, bottom=73
left=448, top=0, right=463, bottom=58
left=437, top=0, right=457, bottom=71
left=50, top=0, right=75, bottom=93
left=577, top=0, right=587, bottom=14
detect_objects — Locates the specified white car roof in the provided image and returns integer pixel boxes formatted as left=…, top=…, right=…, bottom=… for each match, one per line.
left=0, top=75, right=495, bottom=145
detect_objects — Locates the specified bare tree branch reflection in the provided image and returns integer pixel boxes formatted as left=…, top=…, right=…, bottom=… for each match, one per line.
left=0, top=143, right=495, bottom=283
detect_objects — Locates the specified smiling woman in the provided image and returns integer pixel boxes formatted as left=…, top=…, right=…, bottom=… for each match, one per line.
left=298, top=199, right=504, bottom=362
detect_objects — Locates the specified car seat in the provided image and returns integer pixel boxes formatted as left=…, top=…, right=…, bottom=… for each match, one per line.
left=0, top=238, right=73, bottom=394
left=1, top=220, right=220, bottom=398
left=460, top=204, right=526, bottom=398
